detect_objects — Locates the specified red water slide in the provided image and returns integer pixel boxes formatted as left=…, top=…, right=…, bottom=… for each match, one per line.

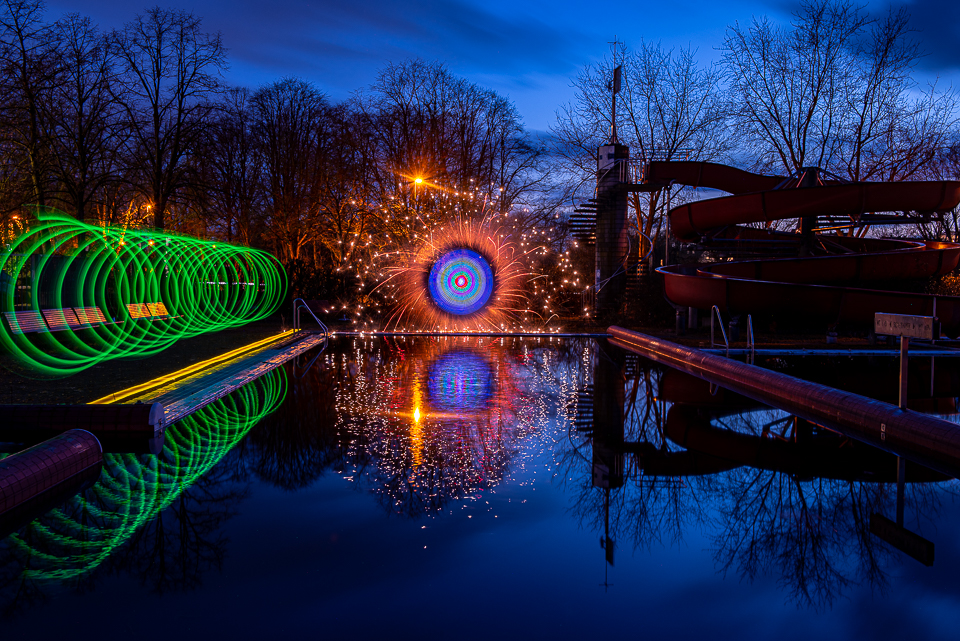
left=651, top=162, right=960, bottom=336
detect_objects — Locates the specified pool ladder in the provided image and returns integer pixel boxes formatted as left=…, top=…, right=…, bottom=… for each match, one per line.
left=710, top=305, right=754, bottom=364
left=292, top=298, right=329, bottom=337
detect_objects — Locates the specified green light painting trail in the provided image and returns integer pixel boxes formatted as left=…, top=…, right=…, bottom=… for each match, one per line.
left=0, top=209, right=286, bottom=375
left=2, top=367, right=287, bottom=582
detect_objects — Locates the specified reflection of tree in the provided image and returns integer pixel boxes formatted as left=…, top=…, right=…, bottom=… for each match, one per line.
left=241, top=358, right=343, bottom=490
left=103, top=456, right=249, bottom=594
left=567, top=470, right=714, bottom=551
left=558, top=356, right=711, bottom=552
left=700, top=406, right=957, bottom=608
left=0, top=545, right=46, bottom=617
left=711, top=464, right=954, bottom=609
left=715, top=470, right=870, bottom=606
left=564, top=348, right=959, bottom=609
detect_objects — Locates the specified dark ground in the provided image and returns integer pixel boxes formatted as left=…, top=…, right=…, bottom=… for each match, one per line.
left=0, top=314, right=289, bottom=405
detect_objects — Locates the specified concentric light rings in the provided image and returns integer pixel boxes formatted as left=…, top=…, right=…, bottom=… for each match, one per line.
left=427, top=248, right=493, bottom=316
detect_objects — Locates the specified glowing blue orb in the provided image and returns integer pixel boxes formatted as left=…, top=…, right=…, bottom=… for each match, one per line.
left=428, top=248, right=494, bottom=316
left=427, top=351, right=494, bottom=412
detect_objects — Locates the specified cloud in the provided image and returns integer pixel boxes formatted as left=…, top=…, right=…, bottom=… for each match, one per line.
left=223, top=0, right=587, bottom=78
left=898, top=0, right=960, bottom=74
left=45, top=0, right=590, bottom=114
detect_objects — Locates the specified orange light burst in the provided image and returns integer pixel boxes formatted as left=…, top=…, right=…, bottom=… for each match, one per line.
left=376, top=215, right=537, bottom=331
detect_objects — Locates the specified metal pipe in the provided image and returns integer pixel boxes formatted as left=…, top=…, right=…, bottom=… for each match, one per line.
left=607, top=326, right=960, bottom=479
left=932, top=297, right=937, bottom=346
left=931, top=356, right=936, bottom=397
left=700, top=347, right=960, bottom=357
left=897, top=456, right=906, bottom=526
left=292, top=298, right=328, bottom=336
left=0, top=430, right=103, bottom=527
left=710, top=305, right=728, bottom=356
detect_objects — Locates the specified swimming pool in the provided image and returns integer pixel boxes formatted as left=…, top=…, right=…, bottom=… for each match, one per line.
left=1, top=335, right=958, bottom=640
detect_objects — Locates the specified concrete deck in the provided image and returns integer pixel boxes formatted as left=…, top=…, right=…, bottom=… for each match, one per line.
left=91, top=330, right=327, bottom=426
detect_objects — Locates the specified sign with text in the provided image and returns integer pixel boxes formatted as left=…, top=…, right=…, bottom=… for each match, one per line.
left=874, top=313, right=939, bottom=340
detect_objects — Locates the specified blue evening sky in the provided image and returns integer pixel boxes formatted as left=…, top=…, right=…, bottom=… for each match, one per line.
left=44, top=0, right=960, bottom=132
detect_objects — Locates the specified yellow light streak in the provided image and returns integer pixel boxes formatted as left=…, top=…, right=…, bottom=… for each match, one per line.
left=89, top=329, right=297, bottom=404
left=410, top=375, right=424, bottom=466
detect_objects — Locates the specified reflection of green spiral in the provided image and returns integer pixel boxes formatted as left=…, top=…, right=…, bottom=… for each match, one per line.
left=2, top=368, right=286, bottom=581
left=0, top=209, right=286, bottom=375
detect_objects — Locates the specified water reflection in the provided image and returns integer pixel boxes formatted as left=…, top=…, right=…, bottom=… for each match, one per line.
left=0, top=368, right=286, bottom=614
left=323, top=337, right=571, bottom=517
left=1, top=336, right=958, bottom=619
left=560, top=345, right=959, bottom=609
left=427, top=351, right=494, bottom=412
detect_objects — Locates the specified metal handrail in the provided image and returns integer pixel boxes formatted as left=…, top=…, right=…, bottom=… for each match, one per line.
left=746, top=314, right=755, bottom=364
left=710, top=305, right=729, bottom=357
left=594, top=234, right=633, bottom=295
left=292, top=298, right=329, bottom=337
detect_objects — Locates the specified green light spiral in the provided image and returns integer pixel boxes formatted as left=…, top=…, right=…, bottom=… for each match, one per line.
left=0, top=209, right=286, bottom=375
left=1, top=367, right=287, bottom=582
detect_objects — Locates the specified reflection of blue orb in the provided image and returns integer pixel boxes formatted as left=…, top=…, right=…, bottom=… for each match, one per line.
left=427, top=351, right=493, bottom=412
left=428, top=248, right=494, bottom=316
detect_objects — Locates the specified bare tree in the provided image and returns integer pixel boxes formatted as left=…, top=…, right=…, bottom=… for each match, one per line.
left=360, top=59, right=546, bottom=216
left=42, top=14, right=120, bottom=222
left=554, top=41, right=730, bottom=270
left=722, top=0, right=958, bottom=181
left=311, top=103, right=381, bottom=292
left=250, top=77, right=331, bottom=264
left=107, top=7, right=225, bottom=230
left=201, top=87, right=264, bottom=245
left=0, top=0, right=55, bottom=209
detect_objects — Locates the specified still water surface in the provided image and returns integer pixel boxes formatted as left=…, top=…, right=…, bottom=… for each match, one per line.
left=2, top=336, right=959, bottom=639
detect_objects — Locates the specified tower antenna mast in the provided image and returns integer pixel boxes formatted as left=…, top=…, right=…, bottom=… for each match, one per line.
left=608, top=37, right=622, bottom=144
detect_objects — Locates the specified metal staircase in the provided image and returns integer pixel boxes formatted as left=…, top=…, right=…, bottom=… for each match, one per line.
left=570, top=199, right=598, bottom=245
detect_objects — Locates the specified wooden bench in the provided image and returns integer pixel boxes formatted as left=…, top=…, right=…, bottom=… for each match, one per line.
left=146, top=302, right=171, bottom=319
left=126, top=302, right=178, bottom=321
left=74, top=306, right=114, bottom=326
left=3, top=310, right=49, bottom=334
left=4, top=307, right=117, bottom=335
left=125, top=303, right=151, bottom=319
left=42, top=308, right=92, bottom=331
